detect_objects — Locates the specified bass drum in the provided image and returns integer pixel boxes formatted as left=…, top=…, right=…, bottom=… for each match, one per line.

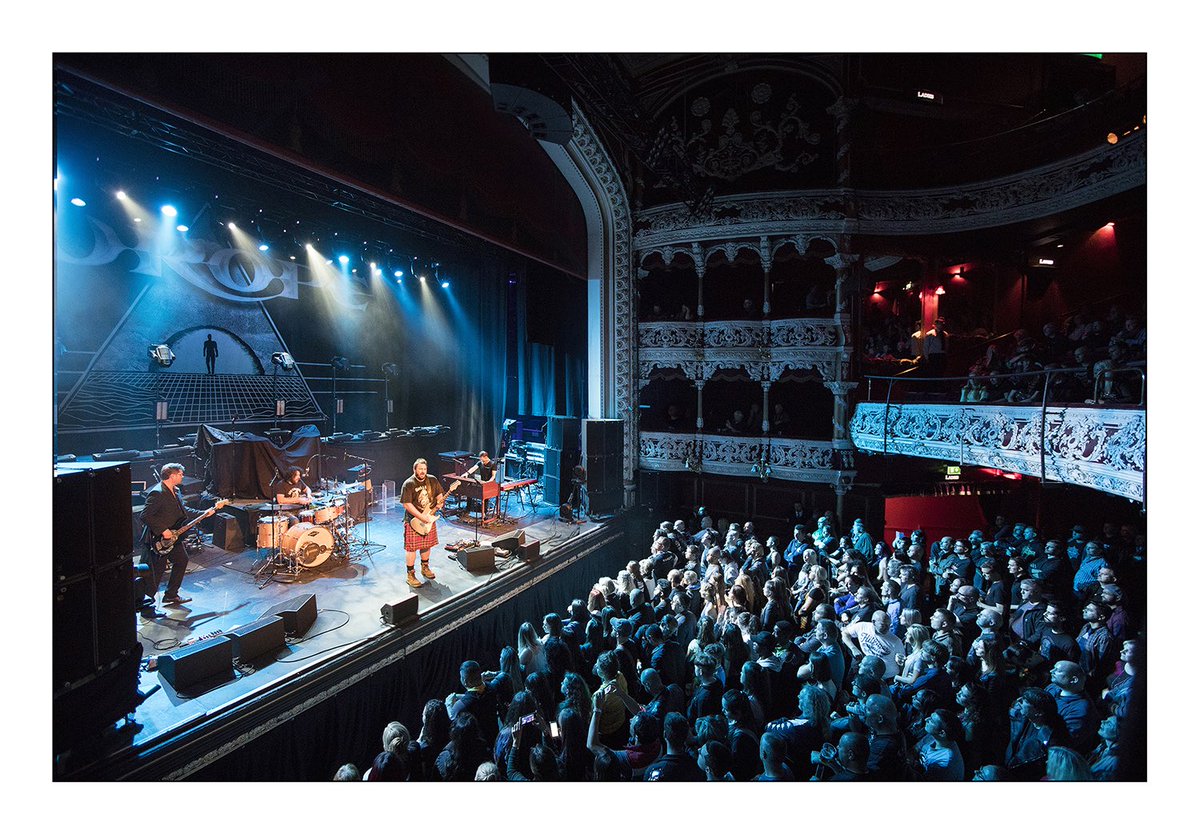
left=281, top=522, right=335, bottom=569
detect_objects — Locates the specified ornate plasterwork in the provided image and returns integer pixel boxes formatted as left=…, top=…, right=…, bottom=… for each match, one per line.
left=570, top=106, right=635, bottom=487
left=639, top=431, right=844, bottom=484
left=632, top=131, right=1145, bottom=249
left=849, top=402, right=1146, bottom=503
left=637, top=318, right=846, bottom=384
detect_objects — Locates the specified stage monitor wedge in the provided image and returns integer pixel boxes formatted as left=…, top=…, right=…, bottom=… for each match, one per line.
left=457, top=544, right=495, bottom=573
left=157, top=636, right=234, bottom=693
left=381, top=596, right=419, bottom=627
left=262, top=593, right=318, bottom=637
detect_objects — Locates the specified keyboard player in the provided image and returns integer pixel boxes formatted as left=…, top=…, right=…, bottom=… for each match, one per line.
left=462, top=450, right=498, bottom=519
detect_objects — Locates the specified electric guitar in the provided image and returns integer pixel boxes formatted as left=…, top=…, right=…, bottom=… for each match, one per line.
left=154, top=499, right=230, bottom=554
left=408, top=482, right=458, bottom=536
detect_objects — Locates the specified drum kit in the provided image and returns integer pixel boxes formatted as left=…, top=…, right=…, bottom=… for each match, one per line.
left=254, top=490, right=356, bottom=582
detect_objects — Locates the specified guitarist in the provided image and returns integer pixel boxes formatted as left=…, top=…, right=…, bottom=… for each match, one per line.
left=401, top=458, right=445, bottom=588
left=139, top=463, right=220, bottom=615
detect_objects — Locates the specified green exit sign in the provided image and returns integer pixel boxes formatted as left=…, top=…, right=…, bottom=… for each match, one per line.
left=945, top=465, right=961, bottom=481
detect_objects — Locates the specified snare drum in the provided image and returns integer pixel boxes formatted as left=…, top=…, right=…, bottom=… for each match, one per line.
left=313, top=499, right=345, bottom=524
left=256, top=515, right=290, bottom=549
left=281, top=522, right=335, bottom=568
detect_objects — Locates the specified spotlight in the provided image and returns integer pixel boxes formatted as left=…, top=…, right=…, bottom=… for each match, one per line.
left=381, top=362, right=399, bottom=378
left=419, top=275, right=426, bottom=283
left=934, top=286, right=946, bottom=295
left=259, top=243, right=269, bottom=252
left=394, top=270, right=404, bottom=278
left=176, top=224, right=189, bottom=232
left=441, top=281, right=450, bottom=289
left=133, top=217, right=143, bottom=223
left=1106, top=132, right=1119, bottom=145
left=148, top=344, right=176, bottom=367
left=70, top=197, right=86, bottom=207
left=271, top=351, right=296, bottom=371
left=338, top=255, right=349, bottom=265
left=330, top=356, right=350, bottom=371
left=116, top=190, right=127, bottom=200
left=161, top=205, right=178, bottom=217
left=228, top=222, right=238, bottom=230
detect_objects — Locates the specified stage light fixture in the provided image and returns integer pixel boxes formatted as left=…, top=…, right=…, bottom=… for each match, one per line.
left=338, top=255, right=349, bottom=264
left=381, top=362, right=399, bottom=378
left=148, top=344, right=176, bottom=367
left=394, top=270, right=404, bottom=278
left=419, top=275, right=426, bottom=283
left=271, top=351, right=296, bottom=371
left=1106, top=132, right=1119, bottom=145
left=259, top=243, right=270, bottom=252
left=116, top=190, right=127, bottom=200
left=934, top=286, right=946, bottom=295
left=133, top=217, right=143, bottom=223
left=441, top=281, right=450, bottom=289
left=70, top=197, right=86, bottom=207
left=228, top=222, right=238, bottom=230
left=161, top=205, right=178, bottom=217
left=331, top=356, right=350, bottom=371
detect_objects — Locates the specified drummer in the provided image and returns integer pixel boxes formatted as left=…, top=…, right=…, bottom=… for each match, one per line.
left=272, top=466, right=313, bottom=508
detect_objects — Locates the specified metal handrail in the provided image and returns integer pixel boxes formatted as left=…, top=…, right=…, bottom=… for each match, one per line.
left=861, top=362, right=1147, bottom=406
left=1093, top=366, right=1148, bottom=407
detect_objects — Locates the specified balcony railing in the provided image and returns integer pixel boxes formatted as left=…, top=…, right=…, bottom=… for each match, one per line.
left=850, top=370, right=1146, bottom=503
left=638, top=431, right=845, bottom=483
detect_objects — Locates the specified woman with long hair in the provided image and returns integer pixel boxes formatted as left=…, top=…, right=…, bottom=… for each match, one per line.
left=794, top=564, right=829, bottom=631
left=893, top=624, right=934, bottom=686
left=555, top=707, right=594, bottom=780
left=435, top=712, right=490, bottom=782
left=687, top=615, right=718, bottom=664
left=1045, top=745, right=1094, bottom=781
left=517, top=621, right=545, bottom=676
left=416, top=699, right=450, bottom=781
left=556, top=671, right=593, bottom=724
left=699, top=579, right=726, bottom=623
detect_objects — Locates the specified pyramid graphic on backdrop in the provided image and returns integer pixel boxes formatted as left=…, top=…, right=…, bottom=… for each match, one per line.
left=57, top=277, right=323, bottom=433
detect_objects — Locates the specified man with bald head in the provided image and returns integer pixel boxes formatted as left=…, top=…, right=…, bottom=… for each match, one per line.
left=1046, top=660, right=1101, bottom=754
left=842, top=610, right=906, bottom=680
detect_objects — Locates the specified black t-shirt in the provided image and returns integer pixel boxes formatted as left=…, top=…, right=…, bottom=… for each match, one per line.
left=475, top=460, right=496, bottom=482
left=271, top=477, right=309, bottom=502
left=400, top=474, right=444, bottom=522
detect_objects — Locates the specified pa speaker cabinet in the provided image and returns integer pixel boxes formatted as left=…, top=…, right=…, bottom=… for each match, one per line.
left=457, top=544, right=495, bottom=573
left=157, top=636, right=234, bottom=692
left=582, top=419, right=623, bottom=459
left=519, top=539, right=542, bottom=563
left=213, top=513, right=244, bottom=552
left=227, top=616, right=286, bottom=662
left=263, top=593, right=318, bottom=636
left=381, top=596, right=419, bottom=626
left=546, top=416, right=581, bottom=454
left=54, top=462, right=133, bottom=578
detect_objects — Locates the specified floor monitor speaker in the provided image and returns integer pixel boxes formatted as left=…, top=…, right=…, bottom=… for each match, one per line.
left=157, top=636, right=234, bottom=692
left=262, top=593, right=318, bottom=636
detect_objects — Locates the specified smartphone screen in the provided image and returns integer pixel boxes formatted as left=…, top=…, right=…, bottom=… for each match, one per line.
left=549, top=722, right=559, bottom=738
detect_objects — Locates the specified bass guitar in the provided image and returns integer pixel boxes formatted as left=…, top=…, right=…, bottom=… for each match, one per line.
left=154, top=499, right=231, bottom=554
left=408, top=482, right=458, bottom=536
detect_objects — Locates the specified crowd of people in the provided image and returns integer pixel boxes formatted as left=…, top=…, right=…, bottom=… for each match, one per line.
left=333, top=506, right=1143, bottom=781
left=862, top=302, right=1146, bottom=405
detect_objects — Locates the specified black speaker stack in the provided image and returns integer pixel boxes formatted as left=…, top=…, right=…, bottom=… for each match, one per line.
left=53, top=462, right=141, bottom=752
left=543, top=416, right=581, bottom=506
left=582, top=419, right=624, bottom=514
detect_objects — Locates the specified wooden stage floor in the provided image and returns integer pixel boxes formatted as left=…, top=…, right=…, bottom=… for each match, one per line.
left=129, top=497, right=602, bottom=752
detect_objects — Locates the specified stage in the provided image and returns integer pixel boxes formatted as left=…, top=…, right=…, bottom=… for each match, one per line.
left=66, top=495, right=629, bottom=780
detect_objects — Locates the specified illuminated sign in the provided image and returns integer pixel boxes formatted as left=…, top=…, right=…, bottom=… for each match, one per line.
left=945, top=465, right=961, bottom=481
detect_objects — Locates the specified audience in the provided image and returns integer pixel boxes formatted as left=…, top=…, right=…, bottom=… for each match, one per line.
left=332, top=509, right=1143, bottom=782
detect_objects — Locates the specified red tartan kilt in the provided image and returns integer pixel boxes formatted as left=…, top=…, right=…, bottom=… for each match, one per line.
left=404, top=521, right=438, bottom=552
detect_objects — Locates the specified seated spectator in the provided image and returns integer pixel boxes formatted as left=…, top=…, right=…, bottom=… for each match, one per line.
left=912, top=708, right=965, bottom=781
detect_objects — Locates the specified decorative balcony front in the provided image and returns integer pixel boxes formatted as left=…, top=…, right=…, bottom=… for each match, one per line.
left=639, top=431, right=851, bottom=486
left=849, top=402, right=1146, bottom=503
left=637, top=318, right=849, bottom=382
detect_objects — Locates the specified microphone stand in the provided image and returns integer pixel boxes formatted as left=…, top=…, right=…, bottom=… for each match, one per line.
left=256, top=463, right=288, bottom=586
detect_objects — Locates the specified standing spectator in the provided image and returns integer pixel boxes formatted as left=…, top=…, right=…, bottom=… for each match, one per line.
left=643, top=712, right=704, bottom=781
